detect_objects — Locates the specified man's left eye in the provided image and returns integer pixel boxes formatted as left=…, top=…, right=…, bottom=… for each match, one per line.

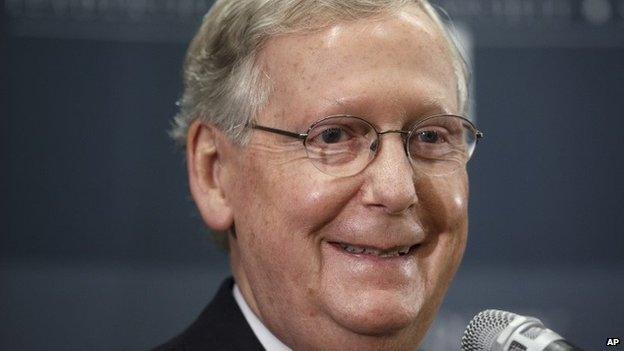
left=416, top=130, right=443, bottom=143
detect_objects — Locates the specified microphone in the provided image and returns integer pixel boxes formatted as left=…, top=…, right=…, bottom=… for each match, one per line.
left=461, top=309, right=585, bottom=351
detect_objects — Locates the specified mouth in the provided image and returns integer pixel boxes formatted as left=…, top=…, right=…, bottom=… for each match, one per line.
left=328, top=242, right=420, bottom=258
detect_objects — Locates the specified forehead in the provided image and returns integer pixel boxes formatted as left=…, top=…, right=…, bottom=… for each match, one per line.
left=257, top=5, right=458, bottom=127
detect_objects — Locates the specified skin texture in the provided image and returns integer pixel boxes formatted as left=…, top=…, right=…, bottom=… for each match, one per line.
left=187, top=5, right=469, bottom=351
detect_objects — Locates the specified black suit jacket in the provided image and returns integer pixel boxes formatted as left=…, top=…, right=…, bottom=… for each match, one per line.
left=152, top=277, right=264, bottom=351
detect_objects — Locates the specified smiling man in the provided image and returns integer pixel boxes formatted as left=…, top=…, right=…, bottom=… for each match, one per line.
left=155, top=1, right=482, bottom=350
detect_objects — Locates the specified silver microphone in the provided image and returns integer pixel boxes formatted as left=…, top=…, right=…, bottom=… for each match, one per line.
left=461, top=309, right=585, bottom=351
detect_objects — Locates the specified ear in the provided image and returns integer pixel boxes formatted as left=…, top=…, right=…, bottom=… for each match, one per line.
left=187, top=120, right=234, bottom=231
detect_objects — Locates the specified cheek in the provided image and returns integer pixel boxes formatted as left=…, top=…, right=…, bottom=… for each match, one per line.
left=416, top=171, right=469, bottom=284
left=416, top=170, right=469, bottom=232
left=242, top=161, right=357, bottom=236
left=229, top=154, right=358, bottom=268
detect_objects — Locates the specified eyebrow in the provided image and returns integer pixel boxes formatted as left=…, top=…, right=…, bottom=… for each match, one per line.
left=314, top=96, right=452, bottom=125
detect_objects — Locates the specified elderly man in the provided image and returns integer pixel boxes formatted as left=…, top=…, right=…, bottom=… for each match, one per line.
left=155, top=0, right=482, bottom=350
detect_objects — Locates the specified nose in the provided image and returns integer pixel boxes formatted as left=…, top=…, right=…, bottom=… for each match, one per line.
left=361, top=133, right=418, bottom=214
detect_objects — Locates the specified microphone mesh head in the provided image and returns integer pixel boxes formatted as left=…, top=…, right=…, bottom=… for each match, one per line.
left=461, top=309, right=517, bottom=351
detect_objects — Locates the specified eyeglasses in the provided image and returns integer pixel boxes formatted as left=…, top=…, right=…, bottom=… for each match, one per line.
left=250, top=114, right=484, bottom=178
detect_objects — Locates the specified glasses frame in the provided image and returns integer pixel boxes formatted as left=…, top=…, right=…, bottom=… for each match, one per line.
left=249, top=114, right=484, bottom=176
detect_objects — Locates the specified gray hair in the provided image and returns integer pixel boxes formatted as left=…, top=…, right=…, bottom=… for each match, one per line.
left=170, top=0, right=470, bottom=147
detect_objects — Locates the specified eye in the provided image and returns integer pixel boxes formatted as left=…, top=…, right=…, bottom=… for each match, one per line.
left=304, top=116, right=375, bottom=154
left=416, top=130, right=443, bottom=144
left=308, top=125, right=356, bottom=146
left=409, top=125, right=455, bottom=160
left=407, top=115, right=476, bottom=168
left=321, top=127, right=347, bottom=144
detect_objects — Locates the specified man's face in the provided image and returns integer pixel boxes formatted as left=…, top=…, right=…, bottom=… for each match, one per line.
left=220, top=6, right=468, bottom=350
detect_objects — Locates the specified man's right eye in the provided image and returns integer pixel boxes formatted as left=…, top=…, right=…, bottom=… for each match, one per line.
left=320, top=127, right=347, bottom=144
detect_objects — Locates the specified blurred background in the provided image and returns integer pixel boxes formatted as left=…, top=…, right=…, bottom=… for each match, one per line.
left=3, top=0, right=623, bottom=350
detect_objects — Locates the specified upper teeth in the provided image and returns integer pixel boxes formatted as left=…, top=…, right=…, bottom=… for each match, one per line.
left=339, top=243, right=411, bottom=257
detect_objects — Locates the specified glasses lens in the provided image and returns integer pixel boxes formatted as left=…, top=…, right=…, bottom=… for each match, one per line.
left=407, top=115, right=477, bottom=176
left=304, top=116, right=377, bottom=177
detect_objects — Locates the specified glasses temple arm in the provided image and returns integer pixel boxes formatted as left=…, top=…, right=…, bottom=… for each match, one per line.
left=250, top=124, right=308, bottom=140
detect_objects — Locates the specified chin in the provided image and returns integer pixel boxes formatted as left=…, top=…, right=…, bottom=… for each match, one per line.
left=322, top=288, right=425, bottom=336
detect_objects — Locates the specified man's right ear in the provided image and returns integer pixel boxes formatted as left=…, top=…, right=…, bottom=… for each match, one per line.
left=186, top=120, right=234, bottom=231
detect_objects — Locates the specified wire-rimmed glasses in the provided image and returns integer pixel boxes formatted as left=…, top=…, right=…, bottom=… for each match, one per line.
left=250, top=114, right=484, bottom=177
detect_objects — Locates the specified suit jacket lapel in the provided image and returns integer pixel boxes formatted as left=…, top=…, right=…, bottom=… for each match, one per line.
left=153, top=277, right=264, bottom=351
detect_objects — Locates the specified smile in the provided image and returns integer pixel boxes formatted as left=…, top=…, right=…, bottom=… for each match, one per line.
left=331, top=242, right=419, bottom=258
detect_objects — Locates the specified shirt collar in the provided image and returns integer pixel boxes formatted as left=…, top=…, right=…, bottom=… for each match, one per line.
left=233, top=283, right=293, bottom=351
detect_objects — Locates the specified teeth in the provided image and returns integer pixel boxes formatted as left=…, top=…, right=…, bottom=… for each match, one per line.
left=340, top=243, right=364, bottom=254
left=363, top=248, right=380, bottom=255
left=339, top=243, right=412, bottom=257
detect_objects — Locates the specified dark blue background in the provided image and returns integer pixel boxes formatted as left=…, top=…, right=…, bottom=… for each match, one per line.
left=3, top=1, right=624, bottom=350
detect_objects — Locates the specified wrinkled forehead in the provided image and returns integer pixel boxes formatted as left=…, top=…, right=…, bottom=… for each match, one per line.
left=256, top=5, right=458, bottom=127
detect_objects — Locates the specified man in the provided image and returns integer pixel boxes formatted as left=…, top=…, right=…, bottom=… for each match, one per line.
left=155, top=0, right=483, bottom=350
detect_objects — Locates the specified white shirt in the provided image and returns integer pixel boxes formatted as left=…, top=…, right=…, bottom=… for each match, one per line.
left=233, top=284, right=293, bottom=351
